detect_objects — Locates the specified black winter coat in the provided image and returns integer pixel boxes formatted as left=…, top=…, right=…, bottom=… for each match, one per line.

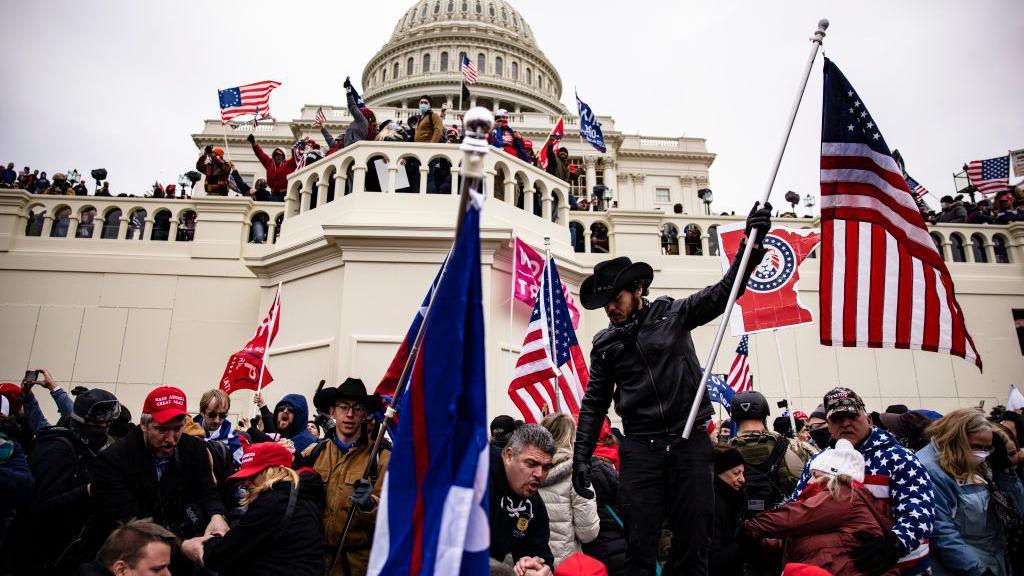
left=711, top=476, right=746, bottom=576
left=488, top=447, right=554, bottom=566
left=84, top=427, right=227, bottom=556
left=575, top=244, right=765, bottom=457
left=582, top=457, right=625, bottom=576
left=202, top=471, right=325, bottom=576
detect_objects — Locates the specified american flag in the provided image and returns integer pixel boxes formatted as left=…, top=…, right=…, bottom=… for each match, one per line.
left=904, top=174, right=929, bottom=201
left=726, top=335, right=753, bottom=393
left=218, top=80, right=281, bottom=124
left=461, top=54, right=477, bottom=85
left=313, top=107, right=327, bottom=129
left=509, top=257, right=588, bottom=423
left=818, top=58, right=981, bottom=369
left=966, top=155, right=1010, bottom=195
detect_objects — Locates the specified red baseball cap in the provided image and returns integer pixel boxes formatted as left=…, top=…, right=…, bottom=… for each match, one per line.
left=554, top=553, right=608, bottom=576
left=230, top=442, right=293, bottom=480
left=142, top=386, right=188, bottom=424
left=0, top=383, right=22, bottom=417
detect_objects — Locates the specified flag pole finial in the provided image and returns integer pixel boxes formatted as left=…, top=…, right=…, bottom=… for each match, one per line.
left=813, top=19, right=828, bottom=44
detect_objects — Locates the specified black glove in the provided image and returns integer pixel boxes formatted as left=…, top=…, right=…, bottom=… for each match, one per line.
left=350, top=478, right=374, bottom=511
left=571, top=461, right=594, bottom=499
left=850, top=531, right=905, bottom=576
left=204, top=145, right=213, bottom=154
left=343, top=76, right=352, bottom=89
left=246, top=133, right=255, bottom=145
left=744, top=201, right=773, bottom=243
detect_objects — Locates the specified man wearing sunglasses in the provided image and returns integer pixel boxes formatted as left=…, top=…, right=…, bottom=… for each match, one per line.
left=254, top=392, right=317, bottom=454
left=195, top=389, right=243, bottom=464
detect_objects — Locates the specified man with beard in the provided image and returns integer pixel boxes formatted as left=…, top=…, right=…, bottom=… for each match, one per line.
left=255, top=392, right=318, bottom=454
left=24, top=389, right=120, bottom=575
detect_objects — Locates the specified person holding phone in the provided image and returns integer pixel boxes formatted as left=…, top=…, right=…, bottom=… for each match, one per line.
left=20, top=368, right=74, bottom=432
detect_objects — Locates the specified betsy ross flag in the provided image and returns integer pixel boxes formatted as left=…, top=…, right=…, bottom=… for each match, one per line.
left=966, top=155, right=1010, bottom=195
left=536, top=117, right=564, bottom=171
left=726, top=335, right=753, bottom=393
left=509, top=258, right=589, bottom=423
left=819, top=58, right=981, bottom=369
left=218, top=80, right=281, bottom=124
left=461, top=54, right=477, bottom=85
left=367, top=176, right=489, bottom=576
left=220, top=286, right=281, bottom=394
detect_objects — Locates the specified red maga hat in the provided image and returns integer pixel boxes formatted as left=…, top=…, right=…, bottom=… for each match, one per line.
left=142, top=386, right=187, bottom=424
left=230, top=442, right=293, bottom=480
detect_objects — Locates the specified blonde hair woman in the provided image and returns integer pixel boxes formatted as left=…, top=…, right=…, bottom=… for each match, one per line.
left=180, top=442, right=325, bottom=575
left=917, top=408, right=1008, bottom=576
left=539, top=413, right=600, bottom=567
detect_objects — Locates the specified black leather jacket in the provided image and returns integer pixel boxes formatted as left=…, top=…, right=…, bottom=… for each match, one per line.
left=574, top=244, right=765, bottom=462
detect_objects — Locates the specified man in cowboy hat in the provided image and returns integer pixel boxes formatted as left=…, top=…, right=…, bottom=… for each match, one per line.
left=300, top=377, right=389, bottom=576
left=572, top=202, right=773, bottom=575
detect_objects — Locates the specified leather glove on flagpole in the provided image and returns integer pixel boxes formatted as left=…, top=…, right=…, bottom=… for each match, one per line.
left=744, top=201, right=773, bottom=244
left=350, top=479, right=375, bottom=512
left=571, top=461, right=594, bottom=500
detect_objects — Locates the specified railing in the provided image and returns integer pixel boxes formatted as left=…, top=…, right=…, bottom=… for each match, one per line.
left=619, top=135, right=711, bottom=155
left=284, top=140, right=575, bottom=225
left=296, top=104, right=614, bottom=134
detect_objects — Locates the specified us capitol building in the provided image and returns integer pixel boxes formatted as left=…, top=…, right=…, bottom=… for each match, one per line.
left=2, top=0, right=1022, bottom=423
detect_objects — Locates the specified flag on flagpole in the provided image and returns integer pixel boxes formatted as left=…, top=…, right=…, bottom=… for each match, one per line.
left=903, top=174, right=930, bottom=201
left=511, top=237, right=581, bottom=329
left=966, top=155, right=1011, bottom=195
left=508, top=258, right=589, bottom=423
left=220, top=286, right=281, bottom=394
left=818, top=58, right=981, bottom=369
left=367, top=176, right=489, bottom=576
left=705, top=370, right=735, bottom=411
left=536, top=117, right=564, bottom=171
left=313, top=107, right=327, bottom=129
left=218, top=80, right=281, bottom=124
left=461, top=54, right=478, bottom=85
left=575, top=92, right=606, bottom=153
left=726, top=336, right=753, bottom=393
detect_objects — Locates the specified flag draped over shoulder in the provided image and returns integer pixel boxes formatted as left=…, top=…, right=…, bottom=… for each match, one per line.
left=367, top=183, right=489, bottom=575
left=220, top=287, right=281, bottom=394
left=818, top=58, right=981, bottom=369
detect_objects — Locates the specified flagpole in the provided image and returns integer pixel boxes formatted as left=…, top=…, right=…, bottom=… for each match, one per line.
left=772, top=330, right=798, bottom=437
left=253, top=283, right=281, bottom=419
left=509, top=231, right=516, bottom=377
left=683, top=19, right=828, bottom=439
left=544, top=235, right=561, bottom=413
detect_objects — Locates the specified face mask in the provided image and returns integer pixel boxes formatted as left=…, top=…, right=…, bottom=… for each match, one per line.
left=941, top=202, right=950, bottom=209
left=809, top=427, right=832, bottom=449
left=419, top=103, right=430, bottom=113
left=973, top=449, right=991, bottom=464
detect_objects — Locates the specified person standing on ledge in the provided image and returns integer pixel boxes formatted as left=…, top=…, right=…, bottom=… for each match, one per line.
left=572, top=202, right=772, bottom=575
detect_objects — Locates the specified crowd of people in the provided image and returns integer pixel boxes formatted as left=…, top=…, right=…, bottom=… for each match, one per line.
left=925, top=193, right=1024, bottom=225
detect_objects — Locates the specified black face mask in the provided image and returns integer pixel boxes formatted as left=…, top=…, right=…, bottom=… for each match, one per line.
left=70, top=419, right=110, bottom=452
left=809, top=427, right=832, bottom=449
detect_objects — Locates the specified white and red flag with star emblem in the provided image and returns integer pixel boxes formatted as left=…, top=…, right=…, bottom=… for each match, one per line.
left=717, top=222, right=820, bottom=336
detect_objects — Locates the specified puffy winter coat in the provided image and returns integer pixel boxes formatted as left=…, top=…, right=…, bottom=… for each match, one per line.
left=252, top=144, right=296, bottom=194
left=744, top=481, right=898, bottom=576
left=538, top=449, right=600, bottom=566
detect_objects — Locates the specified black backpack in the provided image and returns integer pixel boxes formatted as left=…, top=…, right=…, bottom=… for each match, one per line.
left=739, top=435, right=790, bottom=515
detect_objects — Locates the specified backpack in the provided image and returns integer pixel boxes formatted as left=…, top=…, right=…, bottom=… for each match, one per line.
left=734, top=433, right=791, bottom=514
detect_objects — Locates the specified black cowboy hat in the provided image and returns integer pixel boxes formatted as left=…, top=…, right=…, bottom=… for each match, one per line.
left=313, top=377, right=379, bottom=413
left=580, top=256, right=654, bottom=310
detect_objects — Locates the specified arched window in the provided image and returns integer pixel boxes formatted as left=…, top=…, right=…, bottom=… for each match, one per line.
left=51, top=207, right=71, bottom=238
left=99, top=208, right=121, bottom=239
left=440, top=51, right=449, bottom=71
left=683, top=224, right=703, bottom=255
left=127, top=208, right=147, bottom=240
left=76, top=207, right=97, bottom=238
left=393, top=62, right=400, bottom=79
left=970, top=233, right=988, bottom=263
left=176, top=210, right=197, bottom=242
left=590, top=222, right=609, bottom=254
left=459, top=51, right=467, bottom=68
left=461, top=0, right=468, bottom=11
left=433, top=1, right=440, bottom=14
left=448, top=0, right=454, bottom=12
left=407, top=57, right=415, bottom=75
left=423, top=53, right=431, bottom=73
left=930, top=232, right=945, bottom=260
left=526, top=67, right=532, bottom=84
left=475, top=0, right=482, bottom=14
left=993, top=234, right=1011, bottom=264
left=569, top=222, right=585, bottom=253
left=151, top=209, right=171, bottom=241
left=661, top=223, right=680, bottom=255
left=495, top=56, right=503, bottom=77
left=501, top=7, right=508, bottom=21
left=538, top=75, right=543, bottom=89
left=249, top=213, right=269, bottom=244
left=25, top=209, right=44, bottom=236
left=511, top=61, right=518, bottom=80
left=420, top=3, right=428, bottom=17
left=381, top=66, right=387, bottom=81
left=949, top=233, right=966, bottom=263
left=477, top=53, right=486, bottom=74
left=488, top=3, right=495, bottom=17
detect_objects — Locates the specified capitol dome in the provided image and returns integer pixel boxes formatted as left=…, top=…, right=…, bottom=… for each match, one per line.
left=362, top=0, right=565, bottom=116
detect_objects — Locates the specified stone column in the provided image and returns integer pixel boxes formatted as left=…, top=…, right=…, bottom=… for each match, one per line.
left=333, top=173, right=347, bottom=196
left=92, top=215, right=103, bottom=239
left=41, top=215, right=54, bottom=237
left=299, top=188, right=312, bottom=212
left=352, top=166, right=367, bottom=193
left=700, top=233, right=710, bottom=256
left=1008, top=222, right=1024, bottom=263
left=584, top=157, right=597, bottom=199
left=317, top=183, right=329, bottom=206
left=449, top=166, right=460, bottom=194
left=145, top=218, right=156, bottom=240
left=603, top=159, right=616, bottom=205
left=557, top=201, right=569, bottom=225
left=541, top=193, right=552, bottom=221
left=633, top=174, right=645, bottom=210
left=267, top=220, right=277, bottom=244
left=387, top=166, right=399, bottom=194
left=117, top=217, right=129, bottom=240
left=419, top=165, right=430, bottom=194
left=964, top=238, right=976, bottom=263
left=504, top=180, right=515, bottom=205
left=983, top=240, right=996, bottom=263
left=68, top=215, right=80, bottom=239
left=584, top=229, right=592, bottom=254
left=524, top=185, right=535, bottom=214
left=485, top=170, right=497, bottom=198
left=169, top=220, right=179, bottom=241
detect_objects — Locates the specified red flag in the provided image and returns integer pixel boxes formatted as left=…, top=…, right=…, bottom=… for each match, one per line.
left=718, top=223, right=820, bottom=335
left=220, top=286, right=281, bottom=394
left=536, top=117, right=564, bottom=171
left=512, top=236, right=580, bottom=329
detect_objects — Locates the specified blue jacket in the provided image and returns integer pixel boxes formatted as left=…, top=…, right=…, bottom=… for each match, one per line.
left=22, top=387, right=74, bottom=432
left=917, top=442, right=1007, bottom=576
left=0, top=435, right=34, bottom=519
left=275, top=394, right=316, bottom=454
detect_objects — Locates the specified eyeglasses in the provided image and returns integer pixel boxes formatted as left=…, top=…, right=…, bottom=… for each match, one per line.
left=333, top=402, right=366, bottom=415
left=278, top=406, right=295, bottom=414
left=205, top=411, right=228, bottom=420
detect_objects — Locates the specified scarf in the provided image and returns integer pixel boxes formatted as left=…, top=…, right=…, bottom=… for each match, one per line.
left=201, top=418, right=244, bottom=464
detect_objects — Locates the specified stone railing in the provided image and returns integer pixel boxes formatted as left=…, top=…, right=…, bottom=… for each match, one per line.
left=618, top=135, right=711, bottom=155
left=284, top=140, right=575, bottom=224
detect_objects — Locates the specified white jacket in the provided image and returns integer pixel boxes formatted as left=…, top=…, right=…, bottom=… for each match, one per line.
left=538, top=449, right=600, bottom=566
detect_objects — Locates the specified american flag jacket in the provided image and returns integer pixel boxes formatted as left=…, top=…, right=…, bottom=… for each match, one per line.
left=792, top=427, right=934, bottom=575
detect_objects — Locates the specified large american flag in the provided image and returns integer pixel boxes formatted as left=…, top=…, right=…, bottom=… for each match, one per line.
left=966, top=155, right=1010, bottom=195
left=509, top=258, right=588, bottom=423
left=819, top=58, right=981, bottom=369
left=726, top=335, right=753, bottom=393
left=461, top=54, right=478, bottom=85
left=218, top=80, right=281, bottom=124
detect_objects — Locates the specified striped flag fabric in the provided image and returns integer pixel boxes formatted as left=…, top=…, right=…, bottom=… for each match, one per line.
left=966, top=155, right=1011, bottom=195
left=726, top=335, right=753, bottom=393
left=509, top=257, right=589, bottom=423
left=818, top=58, right=981, bottom=369
left=461, top=54, right=477, bottom=85
left=313, top=107, right=327, bottom=129
left=218, top=80, right=281, bottom=124
left=904, top=174, right=930, bottom=201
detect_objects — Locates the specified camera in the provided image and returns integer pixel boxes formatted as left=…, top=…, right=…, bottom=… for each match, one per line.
left=24, top=369, right=40, bottom=383
left=776, top=399, right=789, bottom=409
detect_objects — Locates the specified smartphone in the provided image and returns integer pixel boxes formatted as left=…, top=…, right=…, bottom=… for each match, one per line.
left=24, top=369, right=40, bottom=383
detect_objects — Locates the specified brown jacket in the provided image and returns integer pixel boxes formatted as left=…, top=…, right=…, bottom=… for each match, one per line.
left=743, top=481, right=897, bottom=576
left=302, top=434, right=390, bottom=576
left=414, top=111, right=444, bottom=143
left=195, top=153, right=231, bottom=195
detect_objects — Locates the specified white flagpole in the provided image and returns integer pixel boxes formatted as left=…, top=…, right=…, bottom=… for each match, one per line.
left=509, top=232, right=516, bottom=376
left=253, top=282, right=281, bottom=419
left=544, top=235, right=561, bottom=414
left=684, top=19, right=828, bottom=438
left=772, top=330, right=798, bottom=437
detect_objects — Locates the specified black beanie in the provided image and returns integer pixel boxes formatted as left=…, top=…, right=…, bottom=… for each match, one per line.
left=714, top=447, right=745, bottom=474
left=490, top=415, right=515, bottom=437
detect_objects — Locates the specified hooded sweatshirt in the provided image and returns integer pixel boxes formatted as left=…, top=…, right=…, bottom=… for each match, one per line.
left=273, top=394, right=317, bottom=454
left=252, top=143, right=296, bottom=194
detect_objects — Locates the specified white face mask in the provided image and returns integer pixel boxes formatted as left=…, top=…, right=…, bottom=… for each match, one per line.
left=419, top=103, right=430, bottom=113
left=972, top=449, right=991, bottom=464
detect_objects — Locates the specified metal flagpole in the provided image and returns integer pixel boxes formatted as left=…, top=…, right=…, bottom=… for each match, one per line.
left=772, top=330, right=798, bottom=437
left=544, top=235, right=561, bottom=413
left=253, top=282, right=281, bottom=419
left=684, top=19, right=828, bottom=438
left=509, top=231, right=516, bottom=375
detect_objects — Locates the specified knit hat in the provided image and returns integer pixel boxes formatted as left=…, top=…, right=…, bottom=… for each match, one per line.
left=810, top=438, right=865, bottom=482
left=212, top=147, right=225, bottom=157
left=71, top=388, right=121, bottom=426
left=714, top=447, right=745, bottom=475
left=0, top=383, right=22, bottom=417
left=490, top=415, right=516, bottom=438
left=554, top=553, right=608, bottom=576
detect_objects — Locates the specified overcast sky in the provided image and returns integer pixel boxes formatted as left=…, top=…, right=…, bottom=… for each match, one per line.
left=2, top=0, right=1021, bottom=212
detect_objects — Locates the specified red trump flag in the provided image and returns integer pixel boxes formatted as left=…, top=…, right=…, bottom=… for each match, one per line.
left=512, top=236, right=580, bottom=329
left=220, top=287, right=281, bottom=394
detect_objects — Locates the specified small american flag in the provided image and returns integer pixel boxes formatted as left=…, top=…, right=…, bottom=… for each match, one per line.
left=509, top=258, right=589, bottom=423
left=218, top=80, right=281, bottom=124
left=819, top=58, right=980, bottom=369
left=904, top=174, right=930, bottom=201
left=726, top=335, right=753, bottom=393
left=313, top=107, right=327, bottom=129
left=461, top=54, right=477, bottom=85
left=966, top=155, right=1010, bottom=195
